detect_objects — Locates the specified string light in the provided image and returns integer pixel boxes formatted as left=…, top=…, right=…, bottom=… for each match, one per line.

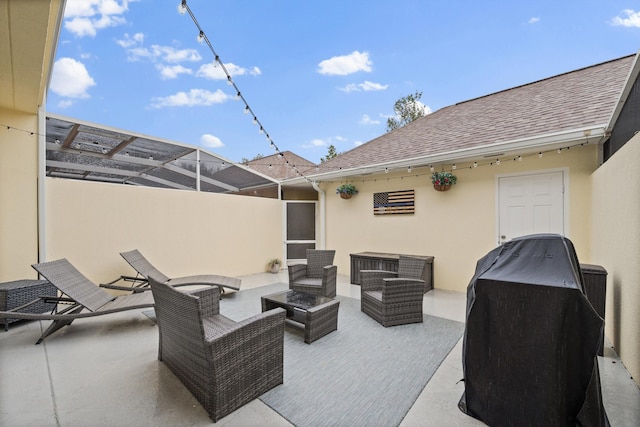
left=177, top=0, right=313, bottom=183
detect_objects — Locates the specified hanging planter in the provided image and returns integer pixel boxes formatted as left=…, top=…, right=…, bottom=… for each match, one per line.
left=433, top=184, right=452, bottom=192
left=431, top=171, right=457, bottom=191
left=336, top=183, right=358, bottom=199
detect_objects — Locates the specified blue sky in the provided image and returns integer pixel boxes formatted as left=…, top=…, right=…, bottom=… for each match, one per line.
left=47, top=0, right=640, bottom=164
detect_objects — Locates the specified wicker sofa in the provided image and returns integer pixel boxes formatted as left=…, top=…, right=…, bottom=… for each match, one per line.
left=148, top=277, right=286, bottom=422
left=288, top=249, right=337, bottom=298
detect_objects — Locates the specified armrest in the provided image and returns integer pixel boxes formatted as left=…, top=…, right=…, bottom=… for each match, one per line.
left=206, top=307, right=286, bottom=366
left=99, top=275, right=149, bottom=293
left=321, top=265, right=338, bottom=297
left=193, top=286, right=221, bottom=317
left=381, top=278, right=425, bottom=300
left=360, top=270, right=397, bottom=291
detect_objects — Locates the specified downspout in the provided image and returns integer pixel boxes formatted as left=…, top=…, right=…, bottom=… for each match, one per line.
left=312, top=181, right=326, bottom=249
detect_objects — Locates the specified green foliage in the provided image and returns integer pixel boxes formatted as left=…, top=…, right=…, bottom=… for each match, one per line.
left=386, top=91, right=428, bottom=132
left=320, top=144, right=339, bottom=163
left=268, top=258, right=281, bottom=266
left=431, top=171, right=457, bottom=185
left=241, top=153, right=265, bottom=164
left=336, top=183, right=358, bottom=195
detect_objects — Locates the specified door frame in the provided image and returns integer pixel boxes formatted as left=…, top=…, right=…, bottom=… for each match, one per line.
left=495, top=167, right=569, bottom=246
left=283, top=200, right=318, bottom=265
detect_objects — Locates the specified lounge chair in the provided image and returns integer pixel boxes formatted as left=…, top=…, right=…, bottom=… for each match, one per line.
left=0, top=259, right=154, bottom=344
left=101, top=249, right=240, bottom=294
left=148, top=276, right=285, bottom=422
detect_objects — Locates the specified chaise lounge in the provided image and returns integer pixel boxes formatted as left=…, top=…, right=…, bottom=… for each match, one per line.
left=0, top=259, right=154, bottom=344
left=101, top=249, right=241, bottom=294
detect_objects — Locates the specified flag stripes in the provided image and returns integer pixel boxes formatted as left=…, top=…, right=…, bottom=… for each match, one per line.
left=373, top=189, right=415, bottom=215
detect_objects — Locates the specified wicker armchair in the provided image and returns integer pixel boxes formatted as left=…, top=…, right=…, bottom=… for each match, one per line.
left=360, top=255, right=427, bottom=327
left=148, top=277, right=286, bottom=422
left=288, top=249, right=337, bottom=298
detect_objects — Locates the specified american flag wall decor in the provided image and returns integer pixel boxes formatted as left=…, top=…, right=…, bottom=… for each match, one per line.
left=373, top=189, right=415, bottom=215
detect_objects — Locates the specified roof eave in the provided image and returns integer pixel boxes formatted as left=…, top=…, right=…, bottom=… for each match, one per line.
left=283, top=125, right=607, bottom=184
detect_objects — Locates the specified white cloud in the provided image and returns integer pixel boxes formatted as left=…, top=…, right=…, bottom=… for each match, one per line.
left=196, top=62, right=262, bottom=80
left=611, top=9, right=640, bottom=27
left=58, top=100, right=74, bottom=109
left=528, top=17, right=540, bottom=24
left=309, top=138, right=328, bottom=147
left=318, top=50, right=372, bottom=76
left=340, top=80, right=388, bottom=92
left=359, top=114, right=380, bottom=125
left=50, top=57, right=96, bottom=98
left=200, top=134, right=224, bottom=148
left=63, top=0, right=132, bottom=37
left=116, top=32, right=144, bottom=48
left=354, top=141, right=364, bottom=147
left=150, top=89, right=231, bottom=108
left=157, top=64, right=193, bottom=80
left=126, top=45, right=202, bottom=63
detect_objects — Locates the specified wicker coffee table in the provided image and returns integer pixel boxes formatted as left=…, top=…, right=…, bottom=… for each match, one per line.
left=261, top=290, right=339, bottom=344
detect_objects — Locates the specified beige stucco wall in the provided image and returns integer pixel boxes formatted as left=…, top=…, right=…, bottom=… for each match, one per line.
left=0, top=108, right=40, bottom=281
left=591, top=133, right=640, bottom=387
left=323, top=145, right=598, bottom=293
left=44, top=178, right=283, bottom=286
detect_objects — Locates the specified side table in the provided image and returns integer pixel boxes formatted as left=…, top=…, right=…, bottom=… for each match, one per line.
left=0, top=280, right=57, bottom=331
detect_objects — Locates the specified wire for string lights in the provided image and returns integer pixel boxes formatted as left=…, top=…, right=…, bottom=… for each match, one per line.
left=177, top=0, right=312, bottom=183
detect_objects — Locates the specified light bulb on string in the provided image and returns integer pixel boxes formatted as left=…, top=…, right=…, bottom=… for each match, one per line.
left=452, top=164, right=457, bottom=170
left=252, top=117, right=258, bottom=125
left=177, top=1, right=187, bottom=15
left=430, top=166, right=435, bottom=172
left=227, top=76, right=233, bottom=86
left=243, top=106, right=250, bottom=115
left=517, top=155, right=522, bottom=161
left=539, top=152, right=543, bottom=158
left=473, top=162, right=478, bottom=168
left=407, top=166, right=412, bottom=173
left=197, top=31, right=205, bottom=43
left=259, top=127, right=264, bottom=135
left=496, top=159, right=501, bottom=165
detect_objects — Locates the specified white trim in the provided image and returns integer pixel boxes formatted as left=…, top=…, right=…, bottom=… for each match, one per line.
left=284, top=126, right=605, bottom=184
left=494, top=167, right=569, bottom=246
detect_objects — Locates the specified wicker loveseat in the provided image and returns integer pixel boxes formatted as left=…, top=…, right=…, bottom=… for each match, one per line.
left=148, top=277, right=286, bottom=422
left=288, top=249, right=337, bottom=297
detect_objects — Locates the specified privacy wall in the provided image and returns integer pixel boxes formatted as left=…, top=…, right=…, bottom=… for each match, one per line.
left=591, top=133, right=640, bottom=387
left=45, top=179, right=283, bottom=286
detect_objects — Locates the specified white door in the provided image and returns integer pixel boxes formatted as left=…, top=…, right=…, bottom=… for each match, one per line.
left=497, top=171, right=565, bottom=245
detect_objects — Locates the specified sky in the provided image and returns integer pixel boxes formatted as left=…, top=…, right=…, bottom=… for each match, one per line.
left=47, top=0, right=640, bottom=164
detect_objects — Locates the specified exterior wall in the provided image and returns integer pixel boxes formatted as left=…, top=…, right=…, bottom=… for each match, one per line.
left=323, top=145, right=598, bottom=293
left=591, top=133, right=640, bottom=387
left=0, top=108, right=40, bottom=281
left=45, top=178, right=283, bottom=286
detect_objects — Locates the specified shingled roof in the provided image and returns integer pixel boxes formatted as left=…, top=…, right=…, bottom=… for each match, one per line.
left=311, top=54, right=635, bottom=180
left=245, top=151, right=316, bottom=179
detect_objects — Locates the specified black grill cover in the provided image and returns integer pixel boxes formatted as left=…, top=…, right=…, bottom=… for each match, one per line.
left=459, top=234, right=608, bottom=427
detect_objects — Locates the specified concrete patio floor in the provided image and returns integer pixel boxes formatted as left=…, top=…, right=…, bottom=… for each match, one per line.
left=1, top=272, right=639, bottom=426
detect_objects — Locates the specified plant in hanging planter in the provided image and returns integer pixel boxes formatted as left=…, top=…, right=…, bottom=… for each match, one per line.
left=431, top=171, right=457, bottom=191
left=336, top=183, right=358, bottom=199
